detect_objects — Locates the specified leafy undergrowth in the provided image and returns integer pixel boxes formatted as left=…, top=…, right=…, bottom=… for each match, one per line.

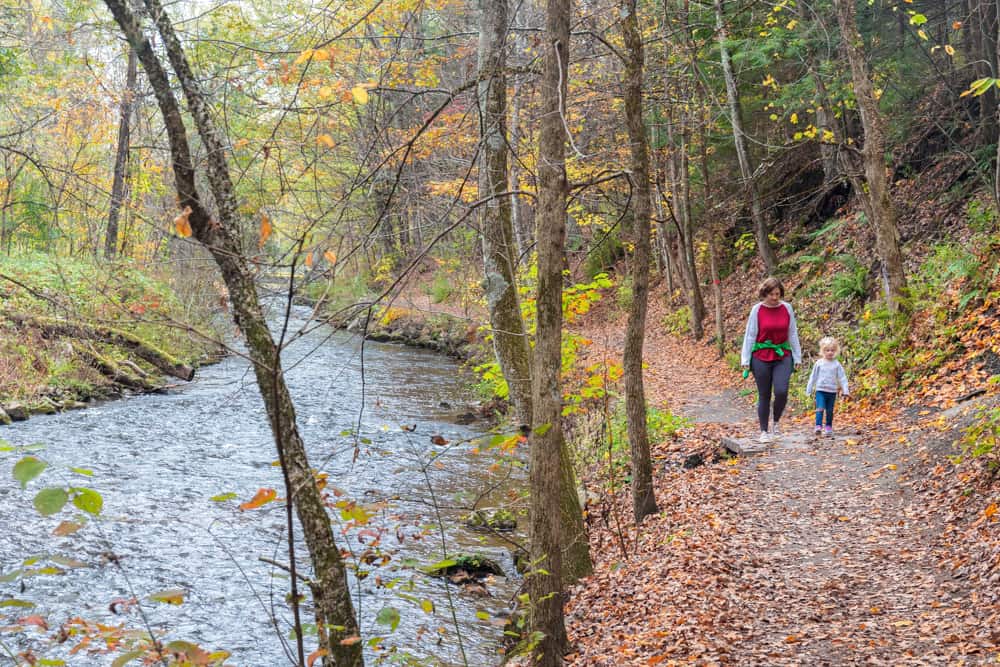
left=0, top=253, right=222, bottom=403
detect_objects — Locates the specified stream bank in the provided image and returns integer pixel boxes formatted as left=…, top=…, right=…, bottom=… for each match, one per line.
left=0, top=254, right=224, bottom=426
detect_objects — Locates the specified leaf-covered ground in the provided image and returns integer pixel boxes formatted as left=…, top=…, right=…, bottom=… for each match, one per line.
left=565, top=297, right=1000, bottom=665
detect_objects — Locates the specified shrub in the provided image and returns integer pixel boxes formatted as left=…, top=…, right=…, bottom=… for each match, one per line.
left=662, top=305, right=691, bottom=335
left=957, top=402, right=1000, bottom=476
left=429, top=273, right=453, bottom=304
left=830, top=255, right=869, bottom=301
left=616, top=275, right=634, bottom=312
left=582, top=229, right=624, bottom=281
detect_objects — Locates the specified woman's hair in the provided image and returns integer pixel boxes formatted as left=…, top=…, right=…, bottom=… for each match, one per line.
left=818, top=336, right=839, bottom=352
left=758, top=276, right=785, bottom=299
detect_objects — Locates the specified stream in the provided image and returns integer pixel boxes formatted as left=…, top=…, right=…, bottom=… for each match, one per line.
left=0, top=304, right=523, bottom=666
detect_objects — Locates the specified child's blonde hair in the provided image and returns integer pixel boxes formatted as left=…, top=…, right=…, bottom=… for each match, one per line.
left=818, top=336, right=839, bottom=353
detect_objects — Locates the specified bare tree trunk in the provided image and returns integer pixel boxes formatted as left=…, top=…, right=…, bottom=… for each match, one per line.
left=812, top=73, right=841, bottom=185
left=477, top=0, right=534, bottom=429
left=620, top=0, right=658, bottom=524
left=834, top=0, right=908, bottom=311
left=102, top=2, right=362, bottom=664
left=699, top=124, right=725, bottom=355
left=106, top=45, right=137, bottom=259
left=715, top=0, right=778, bottom=275
left=662, top=103, right=704, bottom=336
left=531, top=0, right=573, bottom=661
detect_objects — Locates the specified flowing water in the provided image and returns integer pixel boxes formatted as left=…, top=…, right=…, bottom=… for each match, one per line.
left=0, top=304, right=523, bottom=666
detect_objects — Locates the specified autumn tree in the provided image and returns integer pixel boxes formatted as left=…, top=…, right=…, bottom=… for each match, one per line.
left=530, top=0, right=574, bottom=660
left=833, top=0, right=908, bottom=311
left=477, top=0, right=534, bottom=428
left=105, top=42, right=137, bottom=259
left=620, top=0, right=658, bottom=523
left=715, top=0, right=779, bottom=275
left=100, top=1, right=362, bottom=665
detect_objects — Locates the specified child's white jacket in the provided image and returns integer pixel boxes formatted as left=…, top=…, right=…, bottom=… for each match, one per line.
left=806, top=359, right=849, bottom=395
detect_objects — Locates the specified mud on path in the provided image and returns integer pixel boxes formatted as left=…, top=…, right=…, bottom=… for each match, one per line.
left=567, top=316, right=998, bottom=665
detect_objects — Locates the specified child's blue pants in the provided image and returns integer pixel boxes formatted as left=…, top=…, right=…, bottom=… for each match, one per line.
left=815, top=390, right=837, bottom=426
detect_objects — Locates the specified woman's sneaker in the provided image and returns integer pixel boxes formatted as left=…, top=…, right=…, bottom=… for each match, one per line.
left=823, top=426, right=833, bottom=437
left=758, top=431, right=771, bottom=444
left=770, top=423, right=782, bottom=438
left=813, top=425, right=823, bottom=435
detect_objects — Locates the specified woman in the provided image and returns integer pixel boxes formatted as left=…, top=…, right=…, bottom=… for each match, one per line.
left=741, top=277, right=801, bottom=443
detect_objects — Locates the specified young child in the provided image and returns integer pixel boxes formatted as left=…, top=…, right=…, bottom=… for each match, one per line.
left=805, top=337, right=849, bottom=436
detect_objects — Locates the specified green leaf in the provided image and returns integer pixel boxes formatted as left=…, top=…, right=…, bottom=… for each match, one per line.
left=13, top=456, right=47, bottom=489
left=0, top=599, right=35, bottom=608
left=533, top=422, right=552, bottom=436
left=475, top=610, right=490, bottom=620
left=210, top=492, right=238, bottom=502
left=149, top=589, right=186, bottom=605
left=37, top=660, right=66, bottom=666
left=420, top=599, right=434, bottom=613
left=375, top=606, right=400, bottom=632
left=72, top=488, right=103, bottom=516
left=111, top=651, right=145, bottom=667
left=425, top=558, right=457, bottom=573
left=909, top=12, right=927, bottom=25
left=34, top=487, right=68, bottom=516
left=70, top=467, right=93, bottom=477
left=49, top=555, right=87, bottom=569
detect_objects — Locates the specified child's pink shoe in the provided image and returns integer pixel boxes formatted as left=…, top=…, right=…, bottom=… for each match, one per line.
left=823, top=426, right=833, bottom=437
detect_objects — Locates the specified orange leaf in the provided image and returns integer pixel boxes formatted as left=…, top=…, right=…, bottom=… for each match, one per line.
left=20, top=615, right=48, bottom=630
left=317, top=134, right=335, bottom=148
left=53, top=520, right=83, bottom=536
left=239, top=488, right=277, bottom=511
left=986, top=503, right=998, bottom=520
left=339, top=636, right=361, bottom=646
left=259, top=214, right=272, bottom=248
left=307, top=649, right=329, bottom=666
left=304, top=252, right=314, bottom=268
left=323, top=249, right=337, bottom=265
left=173, top=206, right=193, bottom=238
left=430, top=435, right=449, bottom=446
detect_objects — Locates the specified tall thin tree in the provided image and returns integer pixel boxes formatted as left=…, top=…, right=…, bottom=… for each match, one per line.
left=620, top=0, right=658, bottom=523
left=477, top=0, right=534, bottom=428
left=105, top=43, right=137, bottom=259
left=715, top=0, right=779, bottom=275
left=833, top=0, right=908, bottom=311
left=101, top=1, right=363, bottom=664
left=530, top=0, right=573, bottom=661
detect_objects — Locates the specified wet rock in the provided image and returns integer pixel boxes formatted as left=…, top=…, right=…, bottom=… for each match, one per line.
left=30, top=398, right=60, bottom=415
left=424, top=553, right=505, bottom=579
left=0, top=407, right=11, bottom=425
left=454, top=411, right=478, bottom=425
left=464, top=508, right=517, bottom=532
left=4, top=402, right=28, bottom=422
left=509, top=547, right=530, bottom=575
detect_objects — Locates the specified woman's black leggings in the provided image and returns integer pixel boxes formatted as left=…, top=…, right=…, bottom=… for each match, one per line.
left=750, top=355, right=793, bottom=432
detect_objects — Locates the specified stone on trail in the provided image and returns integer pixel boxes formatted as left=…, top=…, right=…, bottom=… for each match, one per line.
left=721, top=435, right=768, bottom=455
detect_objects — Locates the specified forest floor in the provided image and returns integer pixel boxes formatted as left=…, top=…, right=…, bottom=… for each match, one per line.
left=564, top=297, right=1000, bottom=666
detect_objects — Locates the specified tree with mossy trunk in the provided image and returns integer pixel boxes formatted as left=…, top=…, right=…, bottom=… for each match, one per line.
left=833, top=0, right=908, bottom=312
left=477, top=0, right=534, bottom=429
left=100, top=0, right=362, bottom=664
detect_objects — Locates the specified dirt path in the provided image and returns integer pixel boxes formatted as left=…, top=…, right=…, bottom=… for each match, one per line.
left=566, top=324, right=998, bottom=665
